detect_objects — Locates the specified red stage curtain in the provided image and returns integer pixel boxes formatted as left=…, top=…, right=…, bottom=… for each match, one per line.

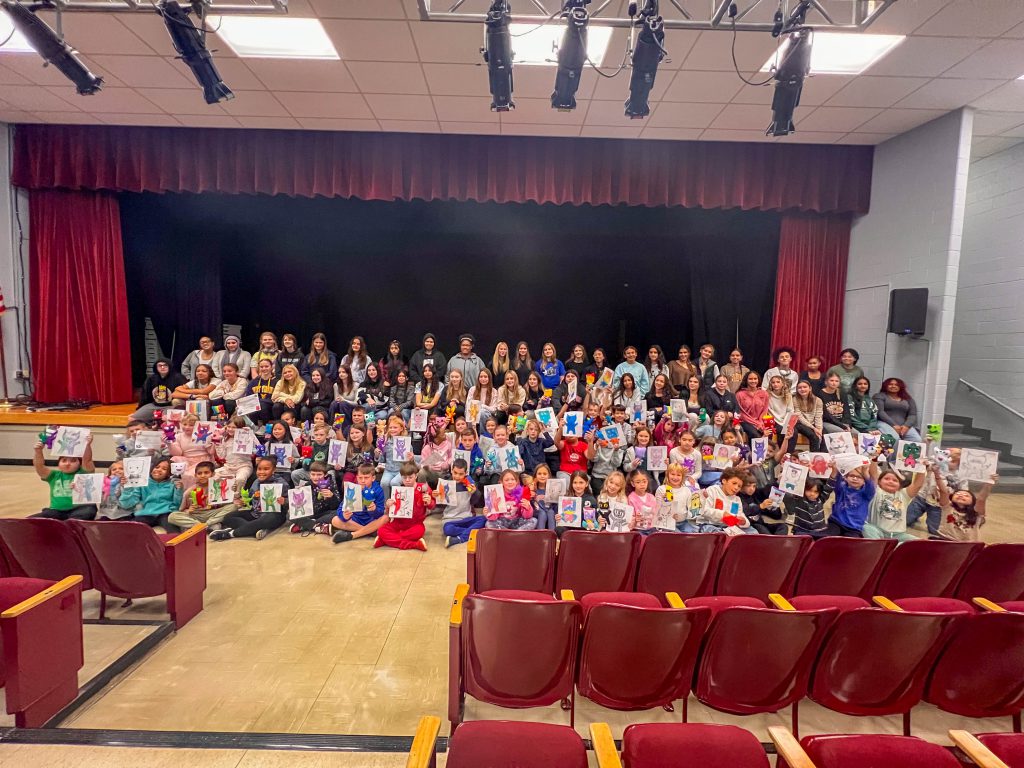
left=12, top=124, right=872, bottom=214
left=30, top=189, right=133, bottom=404
left=770, top=212, right=851, bottom=367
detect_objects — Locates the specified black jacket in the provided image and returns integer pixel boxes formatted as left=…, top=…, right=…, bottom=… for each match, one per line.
left=138, top=359, right=186, bottom=407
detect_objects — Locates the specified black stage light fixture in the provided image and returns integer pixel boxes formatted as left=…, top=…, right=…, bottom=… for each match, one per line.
left=766, top=25, right=811, bottom=136
left=625, top=1, right=665, bottom=119
left=0, top=0, right=102, bottom=95
left=482, top=0, right=513, bottom=111
left=159, top=0, right=233, bottom=105
left=551, top=0, right=589, bottom=111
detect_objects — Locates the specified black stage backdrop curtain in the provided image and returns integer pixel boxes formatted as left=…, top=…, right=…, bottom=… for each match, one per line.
left=120, top=193, right=779, bottom=382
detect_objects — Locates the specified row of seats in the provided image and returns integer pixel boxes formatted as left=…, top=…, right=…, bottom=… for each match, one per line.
left=408, top=716, right=1024, bottom=768
left=466, top=529, right=1024, bottom=608
left=448, top=587, right=1024, bottom=737
left=0, top=518, right=208, bottom=629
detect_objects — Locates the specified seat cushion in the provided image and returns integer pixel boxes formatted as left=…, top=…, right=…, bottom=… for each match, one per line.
left=998, top=601, right=1024, bottom=613
left=798, top=734, right=960, bottom=768
left=448, top=720, right=587, bottom=768
left=479, top=589, right=555, bottom=602
left=894, top=597, right=974, bottom=614
left=790, top=595, right=870, bottom=613
left=623, top=723, right=769, bottom=768
left=977, top=733, right=1024, bottom=767
left=685, top=595, right=766, bottom=617
left=0, top=577, right=56, bottom=613
left=581, top=591, right=662, bottom=618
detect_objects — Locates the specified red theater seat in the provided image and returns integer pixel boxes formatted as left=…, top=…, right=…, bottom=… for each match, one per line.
left=793, top=537, right=895, bottom=598
left=874, top=540, right=981, bottom=599
left=953, top=543, right=1024, bottom=603
left=579, top=591, right=662, bottom=618
left=408, top=715, right=588, bottom=768
left=467, top=529, right=557, bottom=596
left=0, top=518, right=94, bottom=590
left=555, top=530, right=642, bottom=598
left=787, top=595, right=870, bottom=613
left=713, top=535, right=811, bottom=601
left=780, top=733, right=960, bottom=768
left=621, top=722, right=769, bottom=768
left=683, top=595, right=766, bottom=617
left=634, top=532, right=724, bottom=601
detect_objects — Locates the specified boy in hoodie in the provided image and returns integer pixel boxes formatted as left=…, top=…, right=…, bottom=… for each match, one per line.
left=691, top=467, right=758, bottom=534
left=131, top=359, right=186, bottom=422
left=116, top=419, right=170, bottom=462
left=409, top=333, right=447, bottom=383
left=291, top=423, right=332, bottom=486
left=456, top=428, right=486, bottom=483
left=291, top=461, right=341, bottom=534
left=33, top=431, right=97, bottom=519
left=442, top=459, right=486, bottom=546
left=118, top=457, right=184, bottom=528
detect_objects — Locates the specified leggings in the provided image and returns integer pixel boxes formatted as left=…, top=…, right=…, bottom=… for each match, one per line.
left=739, top=422, right=764, bottom=441
left=222, top=510, right=286, bottom=538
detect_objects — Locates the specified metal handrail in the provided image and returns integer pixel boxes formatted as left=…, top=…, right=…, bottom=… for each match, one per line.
left=958, top=379, right=1024, bottom=421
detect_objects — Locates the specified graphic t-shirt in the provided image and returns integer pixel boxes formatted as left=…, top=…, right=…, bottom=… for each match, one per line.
left=869, top=488, right=911, bottom=534
left=45, top=468, right=85, bottom=511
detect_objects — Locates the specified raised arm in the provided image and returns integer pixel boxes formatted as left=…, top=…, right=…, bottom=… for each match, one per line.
left=906, top=462, right=927, bottom=497
left=82, top=433, right=96, bottom=473
left=933, top=465, right=951, bottom=507
left=31, top=441, right=49, bottom=480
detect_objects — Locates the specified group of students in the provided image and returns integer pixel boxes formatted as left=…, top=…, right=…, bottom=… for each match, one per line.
left=35, top=333, right=995, bottom=550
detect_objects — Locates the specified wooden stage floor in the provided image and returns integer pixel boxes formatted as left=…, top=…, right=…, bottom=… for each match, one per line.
left=0, top=403, right=136, bottom=428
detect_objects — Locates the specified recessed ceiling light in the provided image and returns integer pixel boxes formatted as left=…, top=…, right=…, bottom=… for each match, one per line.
left=509, top=22, right=613, bottom=66
left=760, top=32, right=904, bottom=75
left=0, top=15, right=42, bottom=54
left=208, top=16, right=339, bottom=59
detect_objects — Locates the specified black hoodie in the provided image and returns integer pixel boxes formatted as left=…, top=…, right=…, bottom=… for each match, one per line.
left=409, top=334, right=447, bottom=383
left=139, top=358, right=186, bottom=407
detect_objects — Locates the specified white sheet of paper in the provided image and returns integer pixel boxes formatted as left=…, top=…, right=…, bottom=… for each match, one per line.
left=192, top=421, right=216, bottom=445
left=857, top=432, right=880, bottom=456
left=670, top=399, right=686, bottom=423
left=494, top=445, right=520, bottom=471
left=454, top=448, right=471, bottom=468
left=163, top=408, right=186, bottom=423
left=543, top=478, right=566, bottom=502
left=134, top=431, right=164, bottom=451
left=563, top=411, right=584, bottom=438
left=768, top=487, right=786, bottom=508
left=261, top=483, right=284, bottom=513
left=208, top=478, right=235, bottom=505
left=483, top=484, right=507, bottom=517
left=235, top=395, right=261, bottom=416
left=123, top=456, right=152, bottom=488
left=556, top=496, right=582, bottom=527
left=750, top=437, right=770, bottom=465
left=185, top=399, right=208, bottom=421
left=824, top=431, right=856, bottom=455
left=710, top=444, right=738, bottom=470
left=170, top=460, right=187, bottom=477
left=805, top=452, right=833, bottom=479
left=284, top=487, right=312, bottom=520
left=268, top=443, right=294, bottom=466
left=410, top=408, right=429, bottom=433
left=71, top=473, right=105, bottom=505
left=598, top=424, right=624, bottom=448
left=342, top=482, right=362, bottom=513
left=436, top=479, right=457, bottom=506
left=647, top=446, right=668, bottom=472
left=50, top=426, right=89, bottom=458
left=606, top=501, right=633, bottom=532
left=535, top=407, right=556, bottom=432
left=958, top=448, right=1000, bottom=483
left=392, top=436, right=411, bottom=462
left=231, top=428, right=255, bottom=455
left=894, top=440, right=927, bottom=474
left=390, top=485, right=415, bottom=519
left=327, top=439, right=348, bottom=467
left=835, top=453, right=869, bottom=476
left=779, top=462, right=809, bottom=496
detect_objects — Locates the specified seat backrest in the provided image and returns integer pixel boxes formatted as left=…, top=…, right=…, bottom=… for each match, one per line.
left=555, top=530, right=641, bottom=598
left=0, top=518, right=93, bottom=589
left=794, top=538, right=896, bottom=598
left=809, top=608, right=963, bottom=717
left=635, top=532, right=724, bottom=600
left=925, top=611, right=1024, bottom=719
left=953, top=544, right=1024, bottom=603
left=578, top=604, right=711, bottom=710
left=68, top=520, right=166, bottom=597
left=714, top=535, right=811, bottom=601
left=461, top=594, right=581, bottom=709
left=473, top=529, right=557, bottom=595
left=695, top=606, right=838, bottom=715
left=874, top=540, right=982, bottom=599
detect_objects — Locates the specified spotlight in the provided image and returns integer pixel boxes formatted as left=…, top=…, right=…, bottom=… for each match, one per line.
left=159, top=0, right=233, bottom=105
left=766, top=26, right=812, bottom=136
left=551, top=1, right=589, bottom=111
left=481, top=0, right=513, bottom=111
left=0, top=1, right=102, bottom=95
left=624, top=1, right=665, bottom=119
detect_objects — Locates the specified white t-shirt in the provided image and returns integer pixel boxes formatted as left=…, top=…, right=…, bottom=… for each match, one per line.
left=869, top=488, right=912, bottom=534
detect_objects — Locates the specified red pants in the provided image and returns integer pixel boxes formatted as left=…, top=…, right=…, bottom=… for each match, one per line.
left=377, top=520, right=426, bottom=550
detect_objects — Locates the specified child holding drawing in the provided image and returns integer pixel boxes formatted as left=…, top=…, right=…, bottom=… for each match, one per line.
left=33, top=431, right=97, bottom=520
left=376, top=462, right=434, bottom=551
left=168, top=460, right=237, bottom=532
left=210, top=457, right=291, bottom=541
left=117, top=457, right=183, bottom=529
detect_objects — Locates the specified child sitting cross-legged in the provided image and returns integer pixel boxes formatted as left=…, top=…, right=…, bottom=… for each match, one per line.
left=117, top=457, right=183, bottom=529
left=33, top=431, right=97, bottom=520
left=441, top=458, right=486, bottom=547
left=484, top=469, right=536, bottom=530
left=291, top=423, right=332, bottom=487
left=210, top=456, right=292, bottom=541
left=739, top=472, right=787, bottom=535
left=689, top=467, right=758, bottom=534
left=329, top=462, right=387, bottom=544
left=375, top=461, right=435, bottom=551
left=168, top=460, right=237, bottom=533
left=289, top=461, right=340, bottom=535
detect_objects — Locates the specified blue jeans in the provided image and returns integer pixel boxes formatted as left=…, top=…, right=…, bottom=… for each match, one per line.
left=906, top=496, right=941, bottom=536
left=443, top=515, right=486, bottom=544
left=380, top=470, right=401, bottom=497
left=877, top=423, right=922, bottom=442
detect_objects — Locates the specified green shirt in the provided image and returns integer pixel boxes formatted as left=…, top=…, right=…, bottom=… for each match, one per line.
left=45, top=468, right=85, bottom=511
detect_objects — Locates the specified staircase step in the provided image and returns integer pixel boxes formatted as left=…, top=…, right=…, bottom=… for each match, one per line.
left=992, top=476, right=1024, bottom=494
left=998, top=461, right=1024, bottom=477
left=940, top=433, right=985, bottom=446
left=941, top=422, right=964, bottom=435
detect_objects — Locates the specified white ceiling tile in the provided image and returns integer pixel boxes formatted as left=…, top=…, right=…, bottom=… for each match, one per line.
left=112, top=14, right=180, bottom=56
left=2, top=85, right=80, bottom=112
left=346, top=61, right=429, bottom=94
left=500, top=123, right=582, bottom=137
left=513, top=66, right=597, bottom=100
left=580, top=125, right=644, bottom=139
left=402, top=0, right=422, bottom=20
left=175, top=114, right=243, bottom=128
left=729, top=81, right=775, bottom=106
left=970, top=80, right=1024, bottom=111
left=846, top=0, right=948, bottom=35
left=1000, top=122, right=1024, bottom=138
left=277, top=91, right=374, bottom=119
left=798, top=106, right=882, bottom=132
left=710, top=103, right=810, bottom=131
left=941, top=39, right=1024, bottom=79
left=33, top=11, right=159, bottom=55
left=95, top=113, right=182, bottom=127
left=295, top=117, right=379, bottom=130
left=423, top=63, right=490, bottom=97
left=0, top=58, right=42, bottom=86
left=378, top=119, right=441, bottom=133
left=63, top=87, right=163, bottom=115
left=854, top=108, right=946, bottom=134
left=440, top=121, right=500, bottom=135
left=645, top=101, right=723, bottom=129
left=364, top=93, right=435, bottom=120
left=588, top=67, right=663, bottom=102
left=682, top=30, right=779, bottom=73
left=770, top=131, right=844, bottom=144
left=322, top=19, right=419, bottom=62
left=915, top=1, right=1024, bottom=37
left=973, top=111, right=1024, bottom=136
left=865, top=36, right=987, bottom=77
left=409, top=18, right=485, bottom=65
left=825, top=76, right=931, bottom=107
left=432, top=95, right=499, bottom=123
left=244, top=59, right=358, bottom=93
left=233, top=116, right=302, bottom=130
left=0, top=53, right=122, bottom=88
left=164, top=57, right=265, bottom=92
left=582, top=100, right=649, bottom=127
left=500, top=96, right=586, bottom=125
left=220, top=91, right=290, bottom=117
left=896, top=78, right=1002, bottom=109
left=640, top=127, right=703, bottom=141
left=310, top=0, right=406, bottom=18
left=135, top=88, right=226, bottom=115
left=279, top=0, right=317, bottom=16
left=647, top=30, right=705, bottom=70
left=88, top=55, right=194, bottom=89
left=1005, top=20, right=1024, bottom=38
left=794, top=74, right=853, bottom=106
left=661, top=70, right=742, bottom=103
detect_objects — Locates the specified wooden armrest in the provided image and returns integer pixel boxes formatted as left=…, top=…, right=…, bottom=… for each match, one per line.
left=450, top=583, right=470, bottom=626
left=560, top=589, right=575, bottom=601
left=872, top=596, right=903, bottom=611
left=972, top=597, right=1006, bottom=613
left=467, top=528, right=478, bottom=554
left=406, top=715, right=440, bottom=768
left=1, top=575, right=83, bottom=619
left=768, top=727, right=816, bottom=768
left=949, top=730, right=1010, bottom=768
left=165, top=523, right=208, bottom=546
left=589, top=723, right=622, bottom=768
left=770, top=593, right=796, bottom=611
left=665, top=592, right=685, bottom=609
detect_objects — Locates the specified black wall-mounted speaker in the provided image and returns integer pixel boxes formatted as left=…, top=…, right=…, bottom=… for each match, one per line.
left=888, top=288, right=928, bottom=336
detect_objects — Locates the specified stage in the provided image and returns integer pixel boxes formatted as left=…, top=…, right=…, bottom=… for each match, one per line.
left=0, top=403, right=133, bottom=464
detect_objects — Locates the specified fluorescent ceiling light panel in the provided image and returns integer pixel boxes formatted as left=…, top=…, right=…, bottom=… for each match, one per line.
left=510, top=23, right=613, bottom=66
left=209, top=16, right=339, bottom=59
left=760, top=32, right=904, bottom=75
left=0, top=15, right=42, bottom=53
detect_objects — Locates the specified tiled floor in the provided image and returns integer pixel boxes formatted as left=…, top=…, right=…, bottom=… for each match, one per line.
left=2, top=465, right=1022, bottom=750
